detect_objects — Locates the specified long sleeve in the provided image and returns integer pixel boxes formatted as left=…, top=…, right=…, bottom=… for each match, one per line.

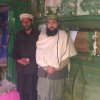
left=12, top=33, right=20, bottom=60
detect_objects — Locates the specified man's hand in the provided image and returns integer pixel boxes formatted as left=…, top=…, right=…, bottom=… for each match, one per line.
left=17, top=58, right=30, bottom=66
left=47, top=66, right=57, bottom=75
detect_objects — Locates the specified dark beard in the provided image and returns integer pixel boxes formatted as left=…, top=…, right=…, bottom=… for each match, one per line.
left=46, top=28, right=58, bottom=36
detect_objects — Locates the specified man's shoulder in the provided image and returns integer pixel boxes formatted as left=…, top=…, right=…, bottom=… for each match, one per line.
left=15, top=30, right=24, bottom=38
left=32, top=29, right=40, bottom=36
left=59, top=30, right=68, bottom=37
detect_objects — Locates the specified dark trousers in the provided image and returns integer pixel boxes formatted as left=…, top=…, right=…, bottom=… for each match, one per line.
left=16, top=73, right=38, bottom=100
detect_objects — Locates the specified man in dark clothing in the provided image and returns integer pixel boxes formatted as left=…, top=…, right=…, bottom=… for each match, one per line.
left=12, top=13, right=39, bottom=100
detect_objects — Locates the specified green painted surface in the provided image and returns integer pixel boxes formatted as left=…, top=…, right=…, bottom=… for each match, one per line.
left=64, top=53, right=100, bottom=100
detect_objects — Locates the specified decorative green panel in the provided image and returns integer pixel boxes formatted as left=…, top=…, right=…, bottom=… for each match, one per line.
left=7, top=11, right=16, bottom=83
left=36, top=0, right=100, bottom=29
left=80, top=0, right=100, bottom=15
left=64, top=63, right=81, bottom=100
left=35, top=1, right=100, bottom=39
left=82, top=65, right=100, bottom=100
left=64, top=53, right=100, bottom=100
left=37, top=0, right=77, bottom=16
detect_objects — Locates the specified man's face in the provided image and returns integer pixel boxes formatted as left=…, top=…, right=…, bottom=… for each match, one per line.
left=47, top=19, right=58, bottom=31
left=46, top=19, right=59, bottom=36
left=21, top=18, right=32, bottom=31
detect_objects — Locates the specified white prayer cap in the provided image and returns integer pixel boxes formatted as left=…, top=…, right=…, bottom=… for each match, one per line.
left=19, top=13, right=33, bottom=21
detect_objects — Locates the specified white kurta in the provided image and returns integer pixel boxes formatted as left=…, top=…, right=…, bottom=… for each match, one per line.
left=36, top=30, right=77, bottom=69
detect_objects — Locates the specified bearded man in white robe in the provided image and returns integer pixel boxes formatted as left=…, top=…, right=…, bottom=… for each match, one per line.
left=36, top=14, right=77, bottom=100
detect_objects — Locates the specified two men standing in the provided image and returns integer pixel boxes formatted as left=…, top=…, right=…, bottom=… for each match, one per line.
left=12, top=13, right=77, bottom=100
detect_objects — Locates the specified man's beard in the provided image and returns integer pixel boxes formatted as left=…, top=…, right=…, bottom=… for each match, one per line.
left=46, top=28, right=58, bottom=36
left=23, top=25, right=32, bottom=31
